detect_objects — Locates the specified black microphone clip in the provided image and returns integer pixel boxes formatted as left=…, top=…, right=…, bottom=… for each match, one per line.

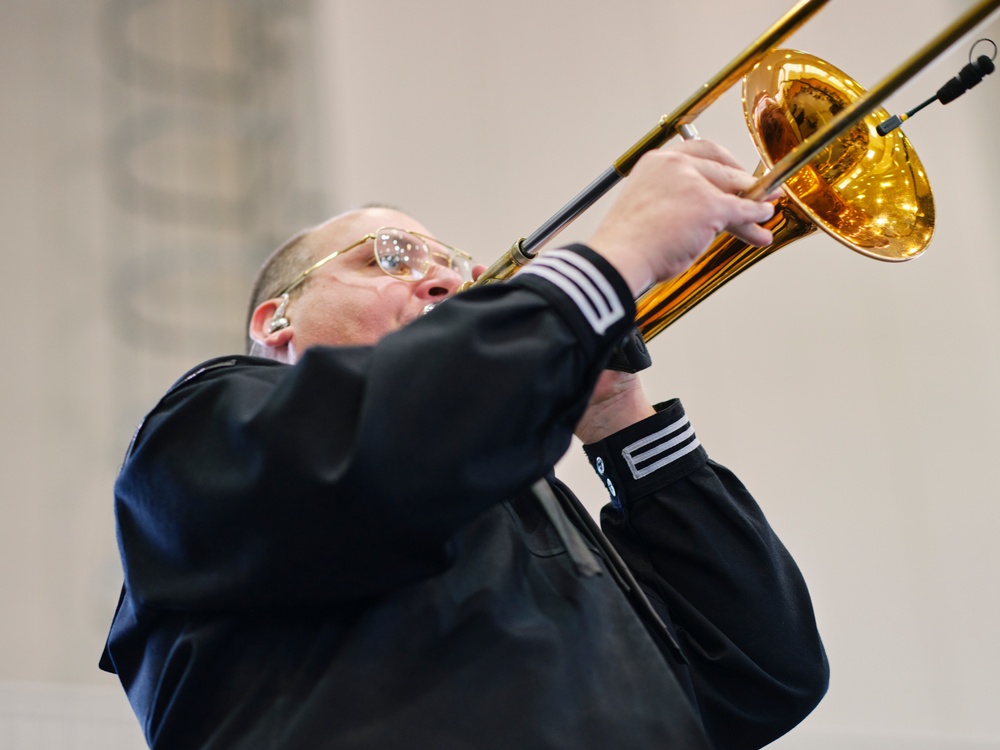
left=876, top=39, right=997, bottom=136
left=937, top=52, right=996, bottom=104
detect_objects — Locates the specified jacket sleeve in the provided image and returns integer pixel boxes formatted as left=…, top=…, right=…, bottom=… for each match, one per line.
left=585, top=400, right=829, bottom=750
left=115, top=245, right=635, bottom=612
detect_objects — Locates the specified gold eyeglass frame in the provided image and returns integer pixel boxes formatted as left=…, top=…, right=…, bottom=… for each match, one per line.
left=272, top=227, right=475, bottom=301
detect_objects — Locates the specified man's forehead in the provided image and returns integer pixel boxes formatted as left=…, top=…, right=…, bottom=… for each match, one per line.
left=325, top=207, right=425, bottom=236
left=310, top=209, right=419, bottom=255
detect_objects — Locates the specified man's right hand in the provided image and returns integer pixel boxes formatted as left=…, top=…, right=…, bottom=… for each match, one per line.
left=587, top=140, right=780, bottom=296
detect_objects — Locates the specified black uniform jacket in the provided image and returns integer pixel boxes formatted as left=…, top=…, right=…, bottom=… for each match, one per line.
left=100, top=245, right=828, bottom=749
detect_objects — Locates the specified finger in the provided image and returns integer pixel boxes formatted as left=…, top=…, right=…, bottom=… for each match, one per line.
left=724, top=198, right=777, bottom=246
left=673, top=138, right=747, bottom=172
left=742, top=181, right=786, bottom=203
left=720, top=193, right=775, bottom=227
left=690, top=157, right=761, bottom=196
left=674, top=141, right=788, bottom=203
left=728, top=221, right=775, bottom=247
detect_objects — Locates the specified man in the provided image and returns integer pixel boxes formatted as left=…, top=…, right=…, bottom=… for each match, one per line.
left=101, top=140, right=828, bottom=749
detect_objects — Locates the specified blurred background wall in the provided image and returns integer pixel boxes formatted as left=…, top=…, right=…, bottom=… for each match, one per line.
left=2, top=0, right=998, bottom=747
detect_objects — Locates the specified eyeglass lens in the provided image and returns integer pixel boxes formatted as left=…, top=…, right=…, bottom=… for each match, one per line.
left=374, top=229, right=472, bottom=282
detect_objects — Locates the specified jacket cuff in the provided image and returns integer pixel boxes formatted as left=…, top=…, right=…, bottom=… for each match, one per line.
left=582, top=399, right=707, bottom=512
left=509, top=243, right=635, bottom=359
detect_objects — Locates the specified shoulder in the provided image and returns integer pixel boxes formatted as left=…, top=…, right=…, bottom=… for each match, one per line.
left=168, top=355, right=286, bottom=392
left=121, top=356, right=287, bottom=462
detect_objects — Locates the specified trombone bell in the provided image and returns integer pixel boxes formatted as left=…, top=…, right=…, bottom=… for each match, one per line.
left=747, top=49, right=934, bottom=261
left=635, top=49, right=935, bottom=340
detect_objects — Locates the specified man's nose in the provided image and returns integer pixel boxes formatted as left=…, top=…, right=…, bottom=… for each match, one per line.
left=414, top=264, right=464, bottom=299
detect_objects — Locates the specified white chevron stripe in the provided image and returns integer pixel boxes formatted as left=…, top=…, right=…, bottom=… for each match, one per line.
left=546, top=249, right=623, bottom=318
left=622, top=416, right=701, bottom=479
left=519, top=251, right=624, bottom=334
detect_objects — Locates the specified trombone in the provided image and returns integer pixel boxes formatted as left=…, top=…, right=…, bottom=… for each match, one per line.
left=468, top=0, right=1000, bottom=342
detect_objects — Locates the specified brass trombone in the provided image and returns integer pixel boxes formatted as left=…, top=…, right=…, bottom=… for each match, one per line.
left=468, top=0, right=1000, bottom=341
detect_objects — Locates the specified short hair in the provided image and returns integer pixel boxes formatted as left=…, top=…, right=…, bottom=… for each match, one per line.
left=244, top=227, right=317, bottom=354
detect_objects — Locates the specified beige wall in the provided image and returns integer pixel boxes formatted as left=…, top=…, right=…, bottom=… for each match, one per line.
left=3, top=0, right=999, bottom=747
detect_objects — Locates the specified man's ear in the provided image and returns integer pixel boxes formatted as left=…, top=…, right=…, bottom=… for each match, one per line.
left=249, top=296, right=294, bottom=352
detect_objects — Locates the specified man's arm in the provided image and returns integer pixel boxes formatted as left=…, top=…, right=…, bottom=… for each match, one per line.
left=584, top=402, right=828, bottom=750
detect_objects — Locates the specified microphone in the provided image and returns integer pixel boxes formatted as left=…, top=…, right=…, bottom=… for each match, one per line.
left=937, top=53, right=996, bottom=102
left=876, top=40, right=996, bottom=136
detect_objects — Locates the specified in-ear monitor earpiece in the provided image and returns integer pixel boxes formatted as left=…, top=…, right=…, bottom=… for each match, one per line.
left=268, top=294, right=290, bottom=333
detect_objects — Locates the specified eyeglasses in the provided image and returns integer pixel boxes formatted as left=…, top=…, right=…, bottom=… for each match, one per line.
left=273, top=227, right=475, bottom=299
